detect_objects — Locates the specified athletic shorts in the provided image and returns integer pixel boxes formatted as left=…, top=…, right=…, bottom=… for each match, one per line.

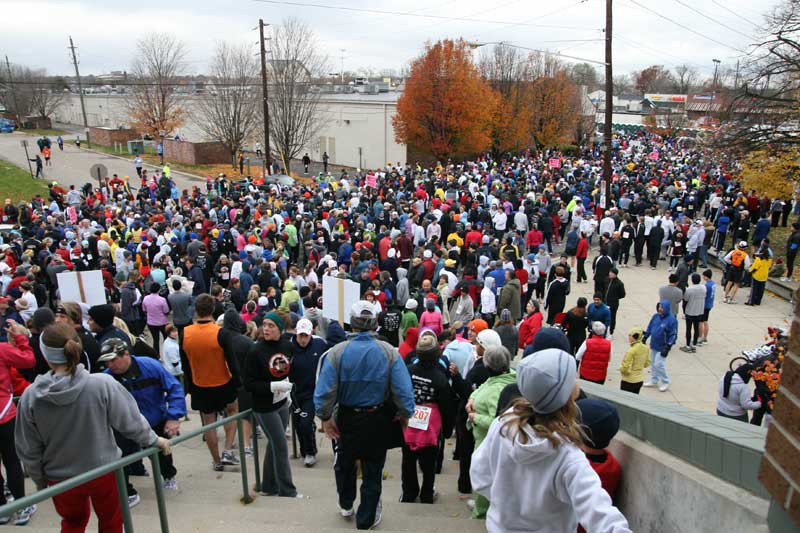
left=728, top=268, right=743, bottom=284
left=191, top=380, right=238, bottom=414
left=701, top=309, right=710, bottom=322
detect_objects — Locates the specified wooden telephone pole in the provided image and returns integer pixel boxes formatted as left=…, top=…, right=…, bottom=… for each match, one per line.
left=259, top=19, right=272, bottom=174
left=602, top=0, right=613, bottom=207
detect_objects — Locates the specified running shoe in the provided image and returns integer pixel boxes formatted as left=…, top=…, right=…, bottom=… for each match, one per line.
left=163, top=478, right=178, bottom=491
left=128, top=494, right=141, bottom=508
left=14, top=505, right=36, bottom=526
left=220, top=450, right=240, bottom=466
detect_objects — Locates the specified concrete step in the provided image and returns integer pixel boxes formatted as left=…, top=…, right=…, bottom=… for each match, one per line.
left=20, top=416, right=481, bottom=532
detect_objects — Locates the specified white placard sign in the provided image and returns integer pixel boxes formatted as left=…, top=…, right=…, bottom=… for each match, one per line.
left=322, top=274, right=361, bottom=325
left=57, top=270, right=106, bottom=306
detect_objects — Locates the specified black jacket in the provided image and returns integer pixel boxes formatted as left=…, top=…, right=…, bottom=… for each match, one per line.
left=406, top=359, right=456, bottom=438
left=244, top=338, right=294, bottom=413
left=605, top=278, right=626, bottom=308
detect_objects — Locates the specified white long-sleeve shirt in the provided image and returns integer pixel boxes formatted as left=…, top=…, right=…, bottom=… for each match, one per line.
left=481, top=287, right=497, bottom=314
left=471, top=416, right=631, bottom=533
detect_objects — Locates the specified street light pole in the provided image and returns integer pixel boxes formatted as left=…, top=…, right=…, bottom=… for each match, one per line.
left=259, top=19, right=272, bottom=174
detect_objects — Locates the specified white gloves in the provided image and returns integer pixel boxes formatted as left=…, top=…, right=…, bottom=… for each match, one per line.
left=270, top=381, right=294, bottom=394
left=156, top=437, right=172, bottom=456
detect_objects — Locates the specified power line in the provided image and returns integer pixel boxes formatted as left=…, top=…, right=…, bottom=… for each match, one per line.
left=710, top=0, right=765, bottom=31
left=250, top=0, right=591, bottom=30
left=625, top=0, right=747, bottom=54
left=473, top=0, right=593, bottom=40
left=670, top=0, right=754, bottom=40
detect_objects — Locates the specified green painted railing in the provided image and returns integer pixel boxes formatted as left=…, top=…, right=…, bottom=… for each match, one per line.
left=0, top=409, right=260, bottom=532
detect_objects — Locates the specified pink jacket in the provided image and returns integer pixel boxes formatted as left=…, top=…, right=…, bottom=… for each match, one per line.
left=142, top=294, right=170, bottom=326
left=419, top=310, right=443, bottom=336
left=0, top=335, right=35, bottom=424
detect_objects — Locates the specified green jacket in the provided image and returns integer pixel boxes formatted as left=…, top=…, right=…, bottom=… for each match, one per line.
left=400, top=310, right=418, bottom=340
left=469, top=370, right=517, bottom=446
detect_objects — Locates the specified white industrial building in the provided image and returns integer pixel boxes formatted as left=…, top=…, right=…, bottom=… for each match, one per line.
left=52, top=92, right=407, bottom=170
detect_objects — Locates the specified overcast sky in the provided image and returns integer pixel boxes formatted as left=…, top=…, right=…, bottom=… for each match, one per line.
left=0, top=0, right=780, bottom=80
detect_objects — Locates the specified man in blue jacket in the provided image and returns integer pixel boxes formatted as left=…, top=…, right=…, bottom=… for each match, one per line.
left=642, top=300, right=678, bottom=392
left=586, top=293, right=611, bottom=335
left=315, top=301, right=414, bottom=530
left=100, top=338, right=186, bottom=494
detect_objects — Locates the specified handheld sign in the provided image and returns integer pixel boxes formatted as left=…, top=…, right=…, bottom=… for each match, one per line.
left=548, top=158, right=561, bottom=169
left=649, top=151, right=659, bottom=161
left=57, top=270, right=106, bottom=306
left=322, top=275, right=362, bottom=325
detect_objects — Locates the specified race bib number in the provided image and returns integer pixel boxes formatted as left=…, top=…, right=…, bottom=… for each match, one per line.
left=622, top=232, right=630, bottom=239
left=408, top=405, right=432, bottom=431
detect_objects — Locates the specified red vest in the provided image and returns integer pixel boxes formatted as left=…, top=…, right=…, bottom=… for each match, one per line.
left=580, top=336, right=611, bottom=382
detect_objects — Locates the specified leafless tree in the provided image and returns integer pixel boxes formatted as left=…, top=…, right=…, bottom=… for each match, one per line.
left=673, top=64, right=698, bottom=93
left=612, top=74, right=632, bottom=95
left=195, top=42, right=260, bottom=167
left=713, top=0, right=800, bottom=152
left=0, top=65, right=65, bottom=120
left=265, top=18, right=328, bottom=172
left=568, top=62, right=599, bottom=88
left=126, top=33, right=187, bottom=138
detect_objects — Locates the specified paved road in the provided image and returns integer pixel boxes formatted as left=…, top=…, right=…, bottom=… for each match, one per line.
left=0, top=132, right=202, bottom=191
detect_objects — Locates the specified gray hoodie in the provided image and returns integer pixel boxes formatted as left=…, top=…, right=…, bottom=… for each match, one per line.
left=396, top=268, right=410, bottom=307
left=15, top=365, right=157, bottom=488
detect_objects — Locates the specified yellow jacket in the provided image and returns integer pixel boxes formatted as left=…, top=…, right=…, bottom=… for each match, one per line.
left=749, top=256, right=772, bottom=282
left=619, top=341, right=650, bottom=383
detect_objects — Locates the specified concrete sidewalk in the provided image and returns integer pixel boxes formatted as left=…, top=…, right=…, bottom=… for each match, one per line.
left=0, top=132, right=202, bottom=192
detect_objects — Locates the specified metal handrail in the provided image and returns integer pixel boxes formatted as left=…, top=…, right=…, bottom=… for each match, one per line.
left=0, top=409, right=260, bottom=533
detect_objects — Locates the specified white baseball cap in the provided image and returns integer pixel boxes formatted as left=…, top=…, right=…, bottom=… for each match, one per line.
left=296, top=318, right=313, bottom=335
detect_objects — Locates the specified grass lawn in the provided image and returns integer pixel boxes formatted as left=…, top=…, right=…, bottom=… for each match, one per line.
left=0, top=160, right=49, bottom=203
left=21, top=128, right=69, bottom=137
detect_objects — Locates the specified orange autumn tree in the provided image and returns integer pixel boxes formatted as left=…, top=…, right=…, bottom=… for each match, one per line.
left=394, top=39, right=498, bottom=160
left=527, top=69, right=579, bottom=148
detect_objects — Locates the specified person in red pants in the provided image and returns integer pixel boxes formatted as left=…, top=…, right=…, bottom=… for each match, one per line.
left=15, top=323, right=171, bottom=533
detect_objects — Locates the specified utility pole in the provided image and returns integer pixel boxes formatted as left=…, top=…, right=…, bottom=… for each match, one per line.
left=340, top=49, right=345, bottom=84
left=68, top=36, right=91, bottom=148
left=4, top=56, right=22, bottom=127
left=734, top=59, right=740, bottom=90
left=259, top=19, right=272, bottom=174
left=712, top=58, right=721, bottom=90
left=602, top=0, right=613, bottom=208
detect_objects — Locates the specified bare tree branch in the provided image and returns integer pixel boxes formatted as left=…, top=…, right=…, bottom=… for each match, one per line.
left=265, top=18, right=328, bottom=171
left=126, top=33, right=188, bottom=138
left=195, top=43, right=260, bottom=166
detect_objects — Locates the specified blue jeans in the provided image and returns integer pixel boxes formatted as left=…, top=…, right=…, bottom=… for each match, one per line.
left=650, top=349, right=670, bottom=385
left=698, top=245, right=709, bottom=267
left=334, top=439, right=386, bottom=529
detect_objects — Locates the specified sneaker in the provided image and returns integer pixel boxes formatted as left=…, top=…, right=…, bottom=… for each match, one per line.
left=339, top=504, right=354, bottom=519
left=658, top=383, right=670, bottom=392
left=128, top=494, right=141, bottom=508
left=689, top=346, right=697, bottom=353
left=642, top=381, right=658, bottom=388
left=696, top=338, right=707, bottom=345
left=0, top=514, right=11, bottom=525
left=370, top=500, right=382, bottom=529
left=163, top=478, right=178, bottom=491
left=244, top=447, right=254, bottom=457
left=212, top=463, right=224, bottom=472
left=780, top=277, right=789, bottom=282
left=304, top=455, right=317, bottom=467
left=679, top=346, right=693, bottom=353
left=220, top=450, right=239, bottom=466
left=14, top=505, right=36, bottom=526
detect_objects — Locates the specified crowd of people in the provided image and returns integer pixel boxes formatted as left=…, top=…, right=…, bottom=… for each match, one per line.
left=0, top=127, right=789, bottom=530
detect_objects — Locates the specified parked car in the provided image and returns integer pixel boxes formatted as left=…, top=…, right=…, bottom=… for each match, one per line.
left=0, top=118, right=16, bottom=133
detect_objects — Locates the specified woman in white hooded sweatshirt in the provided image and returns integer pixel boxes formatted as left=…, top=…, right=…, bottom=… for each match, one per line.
left=470, top=348, right=630, bottom=533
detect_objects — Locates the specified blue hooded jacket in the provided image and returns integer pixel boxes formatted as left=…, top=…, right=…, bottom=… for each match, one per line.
left=643, top=299, right=678, bottom=352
